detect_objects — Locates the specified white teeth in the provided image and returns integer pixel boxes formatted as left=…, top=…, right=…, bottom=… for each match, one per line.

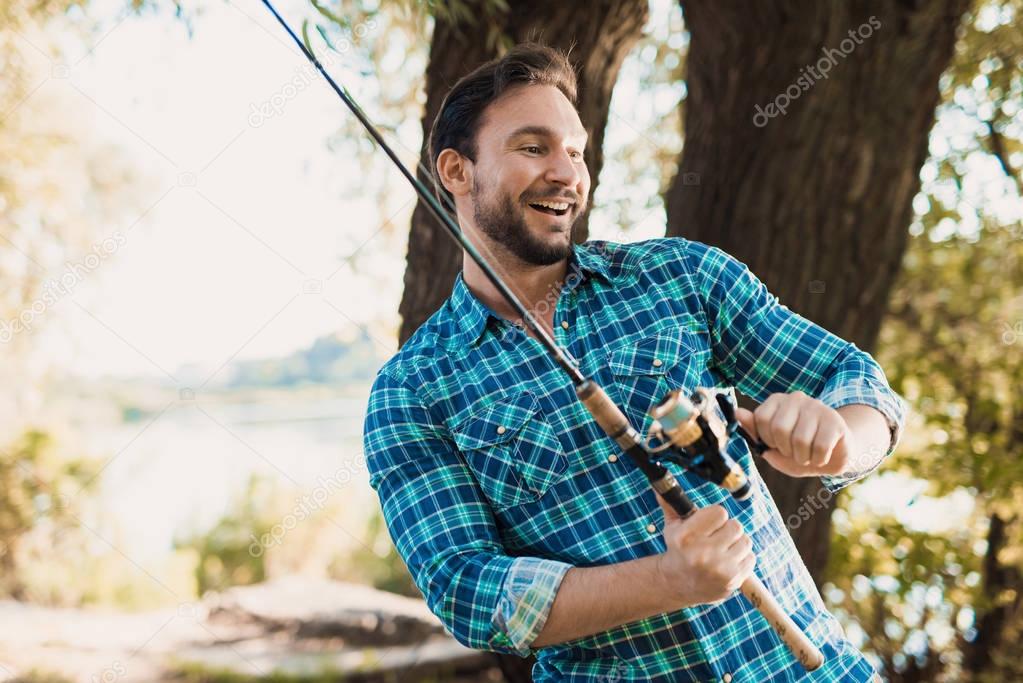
left=533, top=200, right=570, bottom=211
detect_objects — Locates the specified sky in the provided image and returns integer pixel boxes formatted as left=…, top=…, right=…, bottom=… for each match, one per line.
left=17, top=0, right=415, bottom=380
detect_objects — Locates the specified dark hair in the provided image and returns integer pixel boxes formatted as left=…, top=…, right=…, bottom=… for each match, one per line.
left=428, top=43, right=578, bottom=201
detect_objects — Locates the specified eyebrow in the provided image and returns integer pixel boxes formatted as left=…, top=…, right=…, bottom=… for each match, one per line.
left=506, top=125, right=588, bottom=144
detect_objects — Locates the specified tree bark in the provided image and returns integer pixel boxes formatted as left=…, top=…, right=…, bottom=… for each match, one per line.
left=962, top=512, right=1022, bottom=677
left=398, top=0, right=649, bottom=345
left=666, top=0, right=969, bottom=586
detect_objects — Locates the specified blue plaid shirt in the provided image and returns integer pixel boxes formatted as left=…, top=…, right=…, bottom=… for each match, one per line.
left=363, top=238, right=905, bottom=682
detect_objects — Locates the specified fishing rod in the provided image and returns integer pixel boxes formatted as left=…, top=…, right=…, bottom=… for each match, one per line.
left=258, top=0, right=823, bottom=670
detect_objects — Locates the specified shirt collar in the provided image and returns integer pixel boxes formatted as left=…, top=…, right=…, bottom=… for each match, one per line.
left=448, top=242, right=613, bottom=346
left=571, top=241, right=614, bottom=283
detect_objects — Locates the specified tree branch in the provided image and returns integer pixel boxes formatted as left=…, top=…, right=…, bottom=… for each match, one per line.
left=984, top=119, right=1023, bottom=197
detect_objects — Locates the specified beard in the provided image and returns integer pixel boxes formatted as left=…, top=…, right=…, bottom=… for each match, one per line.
left=472, top=177, right=584, bottom=266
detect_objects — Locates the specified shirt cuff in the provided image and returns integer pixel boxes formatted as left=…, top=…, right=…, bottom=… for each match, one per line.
left=818, top=376, right=908, bottom=492
left=491, top=556, right=573, bottom=656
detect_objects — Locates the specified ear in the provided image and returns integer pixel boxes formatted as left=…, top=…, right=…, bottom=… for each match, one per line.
left=436, top=148, right=473, bottom=198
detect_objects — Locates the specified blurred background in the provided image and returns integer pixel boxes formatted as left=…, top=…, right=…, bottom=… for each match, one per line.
left=0, top=0, right=1020, bottom=681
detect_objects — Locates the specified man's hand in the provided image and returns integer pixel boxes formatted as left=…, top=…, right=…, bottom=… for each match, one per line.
left=655, top=499, right=755, bottom=608
left=735, top=391, right=857, bottom=477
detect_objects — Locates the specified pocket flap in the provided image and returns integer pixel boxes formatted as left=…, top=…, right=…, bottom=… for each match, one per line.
left=452, top=392, right=540, bottom=451
left=608, top=329, right=689, bottom=377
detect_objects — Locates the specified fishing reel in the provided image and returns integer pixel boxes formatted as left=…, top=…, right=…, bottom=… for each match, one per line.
left=645, top=387, right=764, bottom=501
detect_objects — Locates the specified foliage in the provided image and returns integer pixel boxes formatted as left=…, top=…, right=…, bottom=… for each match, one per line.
left=591, top=0, right=687, bottom=239
left=0, top=428, right=197, bottom=608
left=824, top=1, right=1023, bottom=680
left=0, top=0, right=152, bottom=443
left=7, top=671, right=75, bottom=683
left=0, top=429, right=97, bottom=601
left=174, top=476, right=275, bottom=596
left=172, top=661, right=345, bottom=683
left=175, top=469, right=388, bottom=599
left=332, top=509, right=418, bottom=598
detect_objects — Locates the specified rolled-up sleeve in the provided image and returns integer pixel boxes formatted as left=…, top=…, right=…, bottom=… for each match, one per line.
left=679, top=239, right=907, bottom=491
left=363, top=369, right=572, bottom=656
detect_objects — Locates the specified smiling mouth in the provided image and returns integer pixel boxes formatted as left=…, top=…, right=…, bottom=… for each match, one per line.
left=527, top=200, right=573, bottom=217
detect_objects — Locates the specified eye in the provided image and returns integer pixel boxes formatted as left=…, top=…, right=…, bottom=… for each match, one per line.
left=522, top=145, right=543, bottom=154
left=568, top=150, right=584, bottom=161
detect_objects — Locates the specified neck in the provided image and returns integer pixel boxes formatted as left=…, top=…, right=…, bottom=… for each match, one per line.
left=462, top=236, right=569, bottom=334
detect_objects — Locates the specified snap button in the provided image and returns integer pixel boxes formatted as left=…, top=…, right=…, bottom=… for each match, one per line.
left=722, top=674, right=733, bottom=683
left=646, top=523, right=657, bottom=534
left=652, top=358, right=663, bottom=367
left=496, top=425, right=506, bottom=435
left=607, top=454, right=618, bottom=463
left=560, top=320, right=569, bottom=330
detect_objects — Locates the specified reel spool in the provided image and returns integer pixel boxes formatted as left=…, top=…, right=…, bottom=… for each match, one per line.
left=647, top=387, right=752, bottom=501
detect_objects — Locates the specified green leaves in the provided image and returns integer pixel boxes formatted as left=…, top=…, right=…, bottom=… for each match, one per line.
left=830, top=3, right=1023, bottom=677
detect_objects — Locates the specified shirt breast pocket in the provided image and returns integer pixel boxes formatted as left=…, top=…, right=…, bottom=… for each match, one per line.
left=452, top=391, right=568, bottom=511
left=607, top=328, right=711, bottom=426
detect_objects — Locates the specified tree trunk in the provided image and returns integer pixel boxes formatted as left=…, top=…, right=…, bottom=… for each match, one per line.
left=398, top=6, right=649, bottom=680
left=398, top=0, right=649, bottom=345
left=665, top=0, right=969, bottom=586
left=963, top=512, right=1022, bottom=677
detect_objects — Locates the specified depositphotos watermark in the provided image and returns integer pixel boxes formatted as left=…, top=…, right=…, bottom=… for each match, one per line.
left=753, top=16, right=881, bottom=128
left=785, top=443, right=886, bottom=530
left=0, top=231, right=127, bottom=343
left=248, top=17, right=378, bottom=128
left=503, top=256, right=590, bottom=337
left=248, top=456, right=367, bottom=557
left=1001, top=320, right=1022, bottom=345
left=90, top=660, right=126, bottom=683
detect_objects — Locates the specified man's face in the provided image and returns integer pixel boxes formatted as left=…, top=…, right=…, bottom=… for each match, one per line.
left=468, top=84, right=590, bottom=266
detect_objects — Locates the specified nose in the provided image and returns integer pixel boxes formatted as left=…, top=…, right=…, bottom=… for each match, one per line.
left=545, top=147, right=585, bottom=190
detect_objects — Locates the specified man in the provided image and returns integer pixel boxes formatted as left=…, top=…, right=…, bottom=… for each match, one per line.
left=363, top=44, right=905, bottom=682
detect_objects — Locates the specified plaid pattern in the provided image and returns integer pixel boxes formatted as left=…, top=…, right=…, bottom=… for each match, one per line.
left=363, top=238, right=906, bottom=682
